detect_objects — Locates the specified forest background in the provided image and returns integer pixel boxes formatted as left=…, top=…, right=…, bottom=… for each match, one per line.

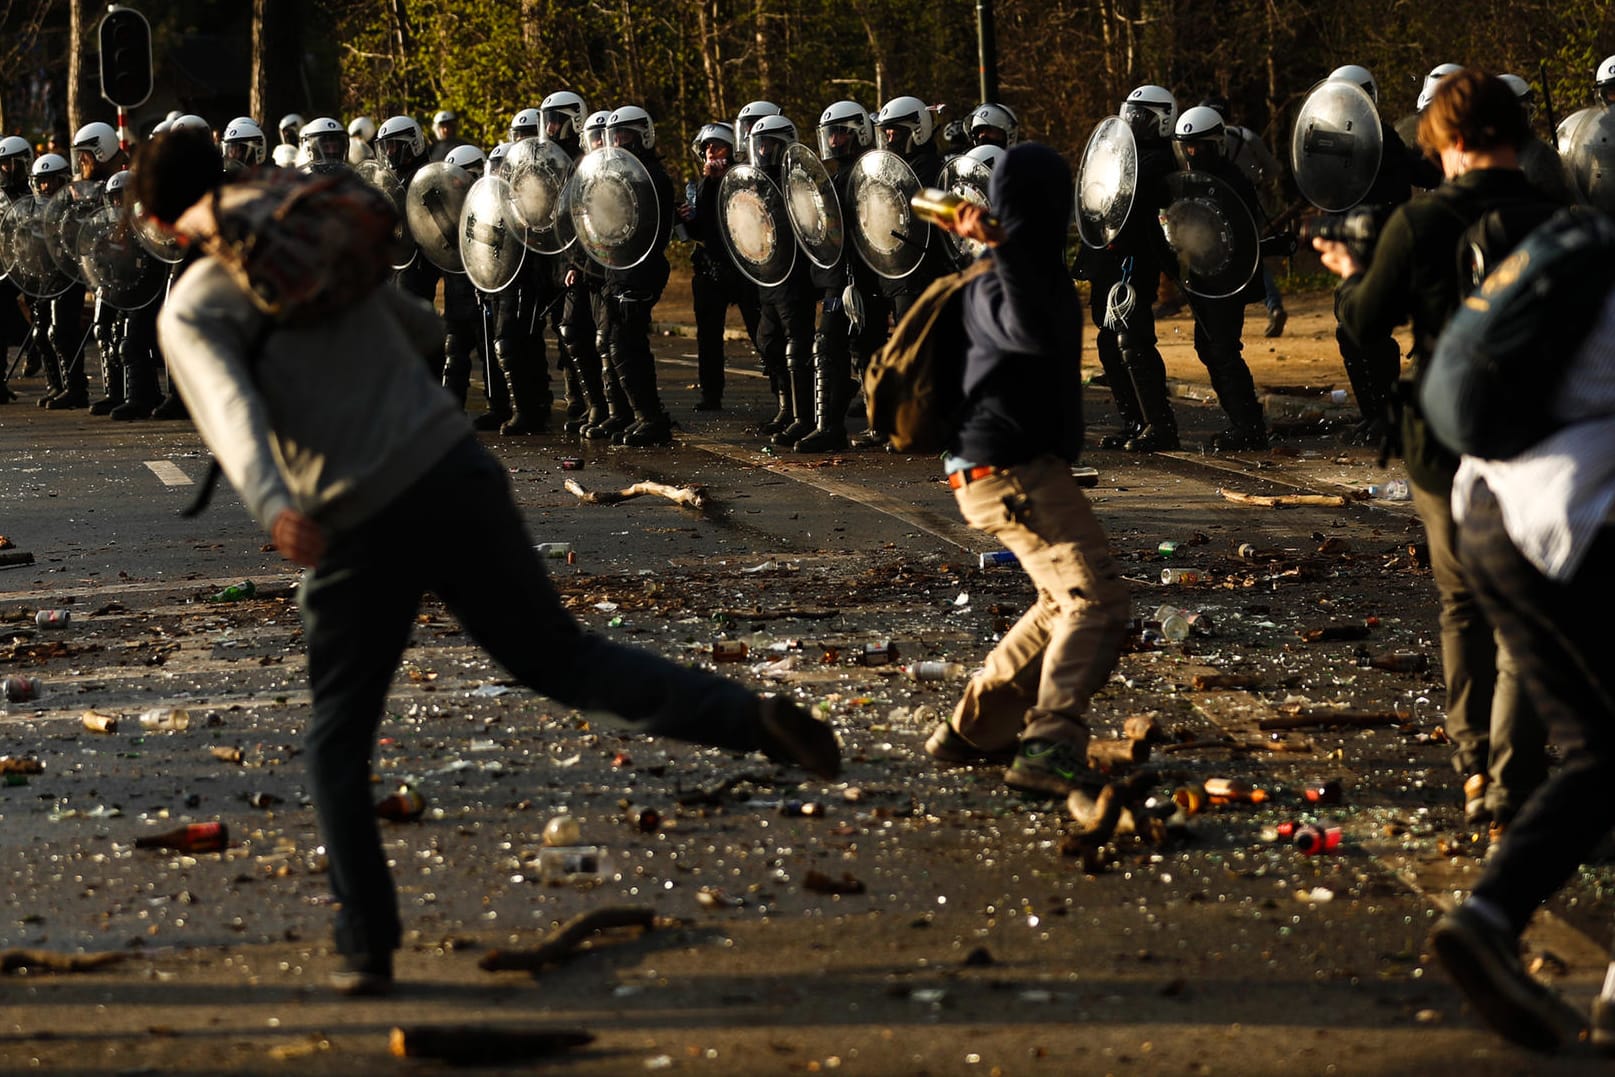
left=7, top=1, right=1615, bottom=176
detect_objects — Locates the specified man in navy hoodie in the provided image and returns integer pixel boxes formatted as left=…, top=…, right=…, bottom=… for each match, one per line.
left=922, top=143, right=1131, bottom=797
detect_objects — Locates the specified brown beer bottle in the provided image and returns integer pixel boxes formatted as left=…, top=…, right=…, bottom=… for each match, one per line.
left=133, top=821, right=229, bottom=853
left=375, top=786, right=427, bottom=822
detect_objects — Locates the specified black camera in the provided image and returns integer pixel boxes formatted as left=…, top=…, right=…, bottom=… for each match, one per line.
left=1300, top=207, right=1383, bottom=260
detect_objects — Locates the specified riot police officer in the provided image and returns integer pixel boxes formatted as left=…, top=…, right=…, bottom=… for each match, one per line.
left=376, top=115, right=443, bottom=346
left=0, top=136, right=30, bottom=402
left=679, top=121, right=760, bottom=412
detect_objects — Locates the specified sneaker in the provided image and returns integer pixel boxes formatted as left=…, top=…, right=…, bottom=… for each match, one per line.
left=1429, top=904, right=1580, bottom=1051
left=330, top=953, right=393, bottom=997
left=1004, top=738, right=1102, bottom=798
left=756, top=695, right=841, bottom=780
left=1590, top=996, right=1615, bottom=1054
left=924, top=721, right=1015, bottom=766
left=1264, top=307, right=1288, bottom=338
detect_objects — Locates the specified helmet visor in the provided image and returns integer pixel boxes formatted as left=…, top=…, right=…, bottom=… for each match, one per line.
left=818, top=120, right=861, bottom=160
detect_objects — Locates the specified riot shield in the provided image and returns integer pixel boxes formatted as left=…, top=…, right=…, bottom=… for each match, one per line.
left=459, top=174, right=526, bottom=293
left=1290, top=79, right=1383, bottom=212
left=504, top=137, right=575, bottom=254
left=1159, top=171, right=1260, bottom=300
left=75, top=205, right=164, bottom=310
left=717, top=163, right=796, bottom=287
left=0, top=195, right=74, bottom=298
left=568, top=147, right=660, bottom=271
left=131, top=209, right=184, bottom=264
left=935, top=152, right=996, bottom=262
left=781, top=142, right=844, bottom=270
left=43, top=179, right=103, bottom=283
left=1075, top=116, right=1139, bottom=249
left=356, top=159, right=416, bottom=270
left=1561, top=107, right=1615, bottom=212
left=847, top=148, right=928, bottom=279
left=406, top=161, right=473, bottom=275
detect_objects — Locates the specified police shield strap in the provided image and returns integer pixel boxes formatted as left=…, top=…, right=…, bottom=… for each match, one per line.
left=717, top=162, right=796, bottom=287
left=1290, top=79, right=1383, bottom=212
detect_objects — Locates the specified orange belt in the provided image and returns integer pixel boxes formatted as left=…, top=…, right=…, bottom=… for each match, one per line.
left=947, top=466, right=998, bottom=490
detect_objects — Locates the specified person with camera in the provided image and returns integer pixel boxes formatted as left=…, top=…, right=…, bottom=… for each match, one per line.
left=1316, top=68, right=1561, bottom=864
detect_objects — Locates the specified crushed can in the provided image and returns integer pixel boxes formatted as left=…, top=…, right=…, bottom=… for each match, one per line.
left=34, top=609, right=70, bottom=628
left=2, top=675, right=42, bottom=703
left=712, top=639, right=748, bottom=662
left=860, top=641, right=897, bottom=667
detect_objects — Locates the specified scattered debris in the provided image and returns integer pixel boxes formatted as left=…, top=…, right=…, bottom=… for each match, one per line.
left=478, top=906, right=657, bottom=973
left=388, top=1025, right=594, bottom=1063
left=565, top=478, right=707, bottom=510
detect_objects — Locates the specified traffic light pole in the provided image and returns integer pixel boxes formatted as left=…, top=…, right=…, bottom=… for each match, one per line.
left=118, top=107, right=129, bottom=152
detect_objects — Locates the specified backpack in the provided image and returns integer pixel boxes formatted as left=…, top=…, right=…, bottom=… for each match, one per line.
left=863, top=258, right=993, bottom=453
left=1419, top=206, right=1615, bottom=460
left=174, top=166, right=398, bottom=325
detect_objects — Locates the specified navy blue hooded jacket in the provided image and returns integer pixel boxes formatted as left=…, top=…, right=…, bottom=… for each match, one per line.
left=950, top=143, right=1085, bottom=466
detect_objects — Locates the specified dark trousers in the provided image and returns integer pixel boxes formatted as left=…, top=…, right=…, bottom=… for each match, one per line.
left=1411, top=481, right=1542, bottom=817
left=300, top=436, right=769, bottom=959
left=1185, top=293, right=1262, bottom=433
left=691, top=260, right=759, bottom=404
left=1460, top=481, right=1615, bottom=937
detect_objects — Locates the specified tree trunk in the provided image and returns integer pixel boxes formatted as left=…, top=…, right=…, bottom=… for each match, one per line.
left=67, top=0, right=93, bottom=138
left=520, top=0, right=543, bottom=56
left=254, top=0, right=305, bottom=131
left=753, top=0, right=772, bottom=103
left=696, top=0, right=726, bottom=120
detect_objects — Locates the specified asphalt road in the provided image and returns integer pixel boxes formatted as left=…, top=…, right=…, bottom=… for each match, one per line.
left=1, top=337, right=1612, bottom=1075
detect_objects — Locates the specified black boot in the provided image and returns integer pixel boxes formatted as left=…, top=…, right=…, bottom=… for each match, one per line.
left=756, top=366, right=791, bottom=435
left=583, top=361, right=632, bottom=440
left=1120, top=346, right=1180, bottom=452
left=496, top=340, right=548, bottom=435
left=88, top=333, right=123, bottom=416
left=772, top=348, right=815, bottom=447
left=615, top=349, right=673, bottom=448
left=111, top=328, right=159, bottom=421
left=794, top=344, right=850, bottom=453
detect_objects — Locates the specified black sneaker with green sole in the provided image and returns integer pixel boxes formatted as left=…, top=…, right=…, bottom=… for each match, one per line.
left=1004, top=738, right=1102, bottom=797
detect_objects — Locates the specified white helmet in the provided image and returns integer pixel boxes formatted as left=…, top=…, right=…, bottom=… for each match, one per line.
left=734, top=100, right=781, bottom=161
left=299, top=117, right=349, bottom=164
left=817, top=100, right=871, bottom=161
left=72, top=121, right=120, bottom=164
left=509, top=107, right=541, bottom=142
left=271, top=143, right=298, bottom=167
left=165, top=110, right=182, bottom=123
left=582, top=110, right=611, bottom=152
left=277, top=113, right=305, bottom=143
left=1417, top=63, right=1464, bottom=112
left=432, top=109, right=457, bottom=128
left=746, top=113, right=796, bottom=168
left=690, top=121, right=736, bottom=163
left=1328, top=64, right=1379, bottom=106
left=377, top=115, right=426, bottom=168
left=444, top=143, right=486, bottom=175
left=0, top=135, right=34, bottom=164
left=606, top=105, right=655, bottom=150
left=967, top=102, right=1018, bottom=147
left=1597, top=55, right=1615, bottom=106
left=222, top=117, right=267, bottom=165
left=1492, top=73, right=1531, bottom=102
left=348, top=115, right=377, bottom=142
left=1121, top=85, right=1178, bottom=141
left=875, top=96, right=934, bottom=155
left=962, top=143, right=1006, bottom=172
left=539, top=91, right=587, bottom=143
left=151, top=120, right=172, bottom=136
left=31, top=153, right=69, bottom=195
left=1174, top=105, right=1226, bottom=169
left=170, top=114, right=209, bottom=135
left=488, top=141, right=512, bottom=172
left=104, top=168, right=132, bottom=206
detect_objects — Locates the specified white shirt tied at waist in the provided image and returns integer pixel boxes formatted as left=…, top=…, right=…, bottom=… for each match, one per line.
left=1452, top=286, right=1615, bottom=581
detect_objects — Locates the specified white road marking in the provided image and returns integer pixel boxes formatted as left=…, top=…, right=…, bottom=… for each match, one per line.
left=144, top=460, right=194, bottom=486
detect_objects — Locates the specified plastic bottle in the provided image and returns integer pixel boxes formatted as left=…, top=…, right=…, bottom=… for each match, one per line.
left=139, top=707, right=191, bottom=732
left=905, top=661, right=965, bottom=681
left=1366, top=479, right=1411, bottom=501
left=535, top=845, right=616, bottom=884
left=206, top=581, right=256, bottom=603
left=1160, top=568, right=1201, bottom=585
left=2, top=676, right=42, bottom=703
left=375, top=786, right=427, bottom=821
left=534, top=542, right=573, bottom=559
left=134, top=821, right=229, bottom=853
left=34, top=609, right=70, bottom=628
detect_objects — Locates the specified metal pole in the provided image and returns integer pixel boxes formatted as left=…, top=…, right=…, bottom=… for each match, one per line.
left=976, top=0, right=998, bottom=104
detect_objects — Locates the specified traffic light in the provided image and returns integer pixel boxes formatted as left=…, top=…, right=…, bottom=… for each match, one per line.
left=99, top=6, right=153, bottom=108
